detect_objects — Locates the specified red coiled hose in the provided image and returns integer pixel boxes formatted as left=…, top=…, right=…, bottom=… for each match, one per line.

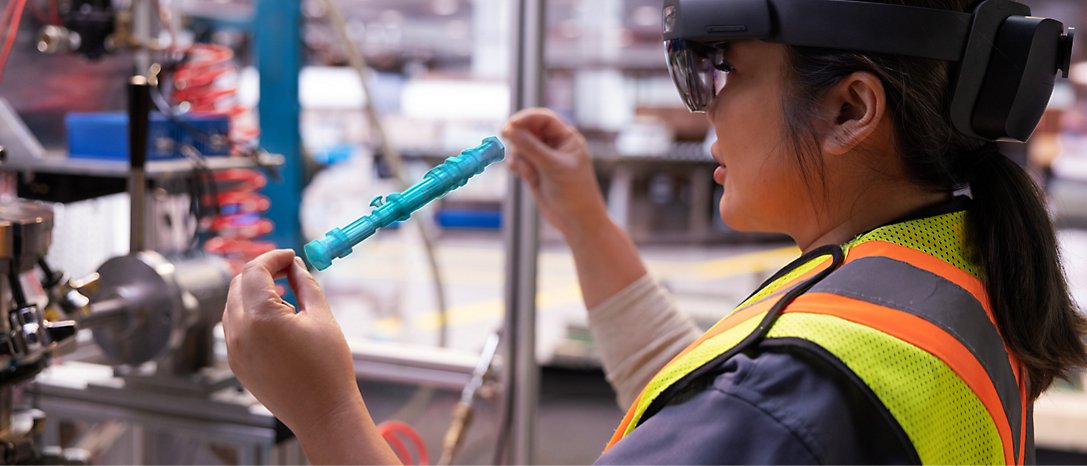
left=173, top=44, right=271, bottom=270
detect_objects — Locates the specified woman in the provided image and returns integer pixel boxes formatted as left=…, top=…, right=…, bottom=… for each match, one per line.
left=222, top=0, right=1087, bottom=463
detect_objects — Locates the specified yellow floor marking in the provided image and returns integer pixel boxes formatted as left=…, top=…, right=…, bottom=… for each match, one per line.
left=375, top=283, right=582, bottom=332
left=371, top=246, right=798, bottom=333
left=690, top=246, right=799, bottom=278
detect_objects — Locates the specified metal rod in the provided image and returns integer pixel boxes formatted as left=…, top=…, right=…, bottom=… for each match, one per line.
left=500, top=0, right=545, bottom=463
left=132, top=0, right=152, bottom=73
left=256, top=0, right=303, bottom=250
left=128, top=76, right=152, bottom=254
left=83, top=298, right=131, bottom=329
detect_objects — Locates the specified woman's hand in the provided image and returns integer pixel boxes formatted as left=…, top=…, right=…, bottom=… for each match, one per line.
left=501, top=108, right=610, bottom=237
left=222, top=250, right=397, bottom=464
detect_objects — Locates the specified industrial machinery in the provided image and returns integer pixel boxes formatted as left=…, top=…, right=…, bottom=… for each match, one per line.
left=0, top=194, right=80, bottom=464
left=0, top=142, right=89, bottom=463
left=0, top=0, right=289, bottom=458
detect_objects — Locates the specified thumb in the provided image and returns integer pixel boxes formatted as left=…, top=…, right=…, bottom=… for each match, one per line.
left=288, top=256, right=330, bottom=315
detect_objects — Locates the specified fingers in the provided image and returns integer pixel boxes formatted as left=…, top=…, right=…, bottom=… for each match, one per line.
left=288, top=257, right=330, bottom=315
left=507, top=156, right=540, bottom=188
left=506, top=108, right=570, bottom=142
left=241, top=249, right=297, bottom=314
left=503, top=127, right=561, bottom=172
left=223, top=274, right=243, bottom=332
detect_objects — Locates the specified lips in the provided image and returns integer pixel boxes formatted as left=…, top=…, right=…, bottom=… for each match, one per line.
left=713, top=166, right=726, bottom=185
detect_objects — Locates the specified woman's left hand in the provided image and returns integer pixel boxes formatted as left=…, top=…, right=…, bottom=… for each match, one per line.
left=221, top=249, right=397, bottom=464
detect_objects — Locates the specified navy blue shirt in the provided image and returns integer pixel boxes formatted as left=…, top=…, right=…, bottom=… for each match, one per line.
left=596, top=343, right=918, bottom=464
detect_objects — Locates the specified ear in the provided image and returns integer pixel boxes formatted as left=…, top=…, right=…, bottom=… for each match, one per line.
left=821, top=71, right=888, bottom=156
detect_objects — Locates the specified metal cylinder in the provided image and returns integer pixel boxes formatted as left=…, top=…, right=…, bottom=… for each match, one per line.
left=128, top=76, right=151, bottom=254
left=81, top=297, right=131, bottom=329
left=0, top=201, right=54, bottom=274
left=500, top=0, right=545, bottom=463
left=37, top=25, right=80, bottom=54
left=88, top=252, right=232, bottom=370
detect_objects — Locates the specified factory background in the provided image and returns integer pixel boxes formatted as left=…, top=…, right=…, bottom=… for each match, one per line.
left=0, top=0, right=1084, bottom=464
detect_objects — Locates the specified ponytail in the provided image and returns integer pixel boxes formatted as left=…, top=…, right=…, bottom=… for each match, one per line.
left=968, top=147, right=1087, bottom=399
left=784, top=0, right=1087, bottom=401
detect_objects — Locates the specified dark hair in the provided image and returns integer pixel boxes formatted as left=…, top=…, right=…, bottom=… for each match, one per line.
left=781, top=0, right=1087, bottom=399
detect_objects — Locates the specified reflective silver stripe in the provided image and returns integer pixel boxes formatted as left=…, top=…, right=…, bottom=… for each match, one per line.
left=810, top=255, right=1022, bottom=461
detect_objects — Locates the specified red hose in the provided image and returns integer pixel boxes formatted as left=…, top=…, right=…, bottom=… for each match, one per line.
left=0, top=0, right=29, bottom=82
left=202, top=169, right=275, bottom=272
left=378, top=421, right=430, bottom=465
left=173, top=44, right=271, bottom=270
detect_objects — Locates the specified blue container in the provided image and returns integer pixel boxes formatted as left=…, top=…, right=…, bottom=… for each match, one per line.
left=67, top=112, right=232, bottom=161
left=435, top=209, right=502, bottom=229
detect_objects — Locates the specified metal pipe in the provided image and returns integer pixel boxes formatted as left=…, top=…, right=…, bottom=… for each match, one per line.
left=131, top=0, right=152, bottom=73
left=500, top=0, right=546, bottom=463
left=83, top=298, right=131, bottom=329
left=128, top=76, right=151, bottom=253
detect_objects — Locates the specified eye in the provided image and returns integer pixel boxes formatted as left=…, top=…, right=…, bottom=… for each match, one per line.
left=714, top=58, right=735, bottom=73
left=712, top=47, right=734, bottom=73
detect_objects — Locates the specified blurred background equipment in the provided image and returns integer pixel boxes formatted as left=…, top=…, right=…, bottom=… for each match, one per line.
left=0, top=153, right=80, bottom=464
left=0, top=0, right=1082, bottom=464
left=0, top=0, right=295, bottom=462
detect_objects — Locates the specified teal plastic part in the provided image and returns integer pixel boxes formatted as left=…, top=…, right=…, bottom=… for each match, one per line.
left=304, top=137, right=505, bottom=271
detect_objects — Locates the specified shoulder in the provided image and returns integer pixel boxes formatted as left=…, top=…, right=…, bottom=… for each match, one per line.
left=596, top=343, right=918, bottom=465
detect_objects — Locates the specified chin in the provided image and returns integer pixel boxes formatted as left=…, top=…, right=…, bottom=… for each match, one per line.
left=719, top=203, right=755, bottom=232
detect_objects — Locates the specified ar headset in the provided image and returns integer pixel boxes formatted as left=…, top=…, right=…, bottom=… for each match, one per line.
left=663, top=0, right=1075, bottom=141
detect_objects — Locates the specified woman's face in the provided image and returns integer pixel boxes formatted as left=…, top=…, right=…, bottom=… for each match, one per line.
left=707, top=40, right=811, bottom=235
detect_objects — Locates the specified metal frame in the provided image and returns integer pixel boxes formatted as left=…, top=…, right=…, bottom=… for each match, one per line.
left=32, top=362, right=289, bottom=465
left=256, top=0, right=304, bottom=251
left=501, top=0, right=546, bottom=464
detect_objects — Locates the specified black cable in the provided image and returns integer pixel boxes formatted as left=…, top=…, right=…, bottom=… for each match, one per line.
left=8, top=268, right=28, bottom=308
left=37, top=258, right=63, bottom=289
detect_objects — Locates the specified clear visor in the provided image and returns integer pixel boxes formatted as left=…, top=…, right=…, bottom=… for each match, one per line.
left=665, top=39, right=728, bottom=113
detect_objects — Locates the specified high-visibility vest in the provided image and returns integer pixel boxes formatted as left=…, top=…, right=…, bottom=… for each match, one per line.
left=603, top=210, right=1031, bottom=465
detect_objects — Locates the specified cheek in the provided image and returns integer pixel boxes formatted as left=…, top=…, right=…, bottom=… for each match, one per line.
left=710, top=77, right=806, bottom=231
left=716, top=134, right=807, bottom=231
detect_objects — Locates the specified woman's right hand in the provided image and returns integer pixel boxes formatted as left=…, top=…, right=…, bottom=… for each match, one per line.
left=501, top=108, right=610, bottom=237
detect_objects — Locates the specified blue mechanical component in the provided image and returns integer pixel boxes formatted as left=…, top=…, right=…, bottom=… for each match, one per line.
left=305, top=137, right=505, bottom=270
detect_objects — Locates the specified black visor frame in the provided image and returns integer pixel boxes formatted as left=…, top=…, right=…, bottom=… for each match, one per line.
left=664, top=0, right=1076, bottom=141
left=663, top=0, right=975, bottom=113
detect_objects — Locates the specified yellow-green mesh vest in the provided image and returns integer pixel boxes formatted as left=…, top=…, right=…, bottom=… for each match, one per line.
left=604, top=210, right=1030, bottom=465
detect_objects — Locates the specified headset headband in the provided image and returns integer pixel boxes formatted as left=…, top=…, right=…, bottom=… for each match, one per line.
left=663, top=0, right=973, bottom=61
left=662, top=0, right=1076, bottom=141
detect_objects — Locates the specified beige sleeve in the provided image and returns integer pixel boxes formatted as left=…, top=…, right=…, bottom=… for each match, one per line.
left=587, top=274, right=702, bottom=409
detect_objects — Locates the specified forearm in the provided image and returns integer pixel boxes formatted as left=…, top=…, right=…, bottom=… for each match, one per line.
left=294, top=395, right=400, bottom=465
left=588, top=275, right=701, bottom=408
left=562, top=215, right=649, bottom=310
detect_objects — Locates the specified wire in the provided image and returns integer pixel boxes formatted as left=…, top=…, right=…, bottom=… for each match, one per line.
left=26, top=0, right=55, bottom=26
left=0, top=2, right=17, bottom=58
left=0, top=0, right=28, bottom=82
left=320, top=0, right=452, bottom=347
left=150, top=43, right=275, bottom=269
